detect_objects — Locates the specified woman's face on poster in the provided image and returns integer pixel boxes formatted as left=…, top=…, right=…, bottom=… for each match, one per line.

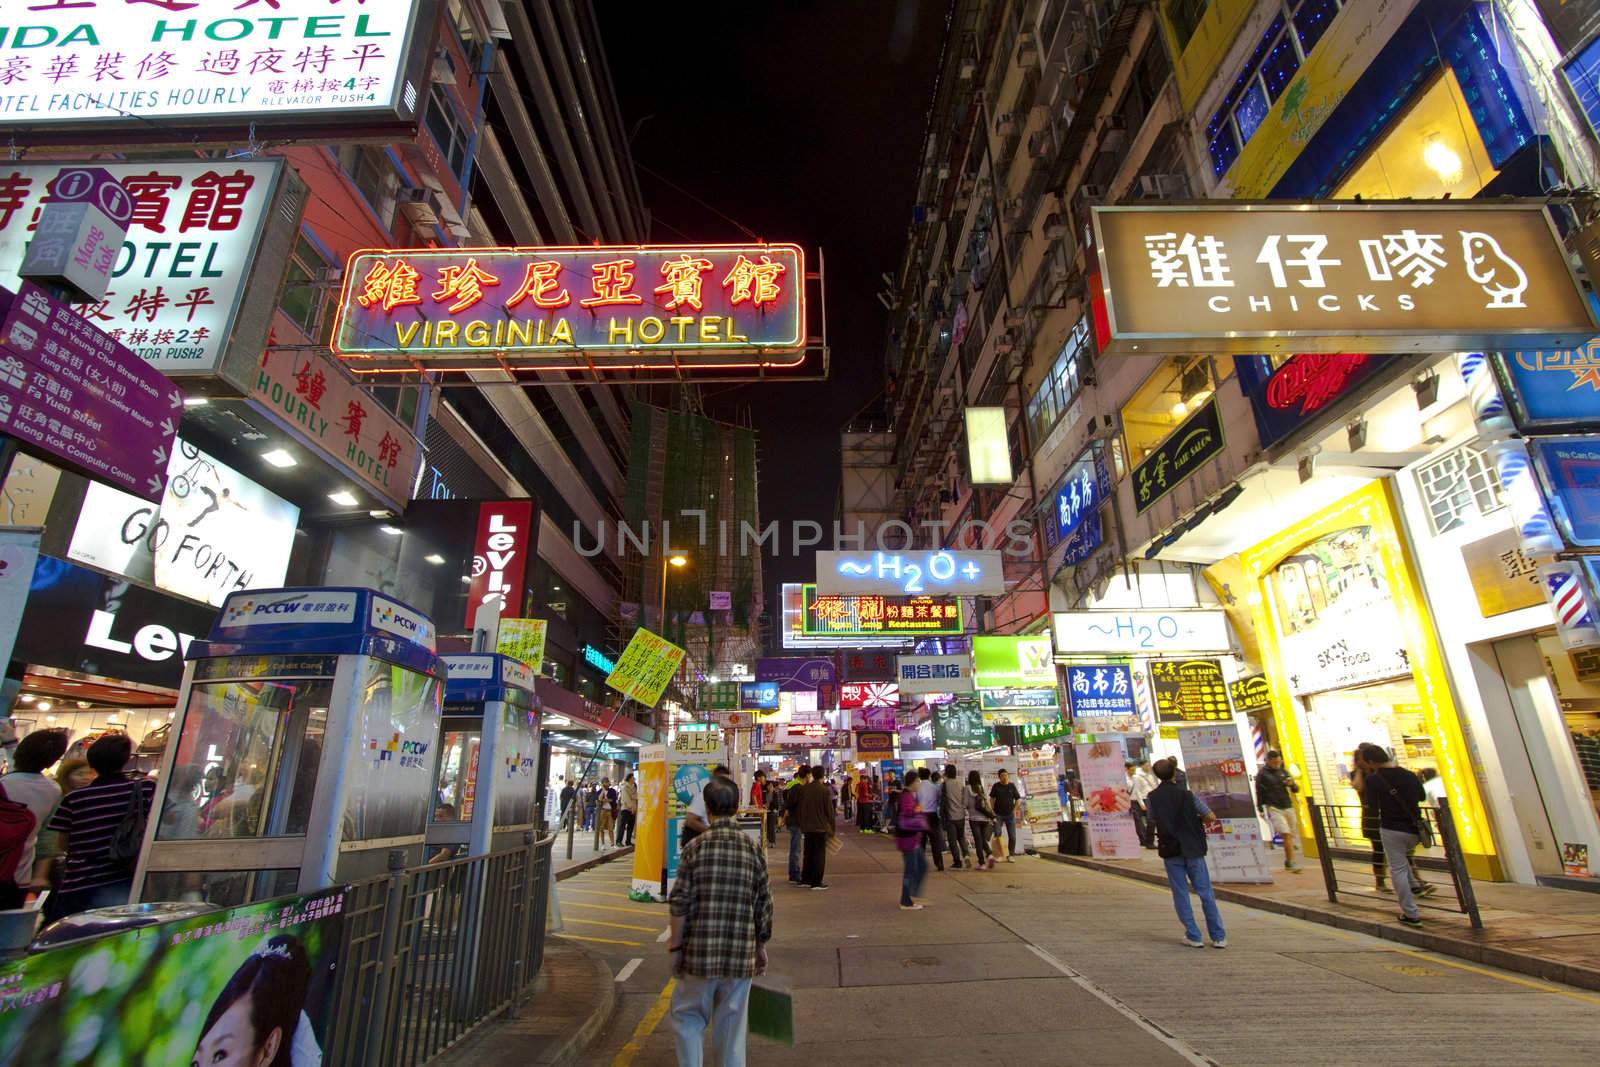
left=191, top=998, right=281, bottom=1067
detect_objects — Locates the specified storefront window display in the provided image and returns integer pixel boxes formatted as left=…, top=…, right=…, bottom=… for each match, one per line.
left=1233, top=480, right=1500, bottom=877
left=1119, top=357, right=1221, bottom=466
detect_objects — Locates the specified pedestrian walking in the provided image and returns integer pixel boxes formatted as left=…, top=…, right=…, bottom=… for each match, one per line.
left=841, top=771, right=854, bottom=822
left=762, top=771, right=782, bottom=846
left=855, top=773, right=875, bottom=833
left=1359, top=742, right=1434, bottom=927
left=596, top=777, right=617, bottom=847
left=794, top=765, right=835, bottom=889
left=668, top=776, right=773, bottom=1067
left=1146, top=758, right=1227, bottom=948
left=914, top=767, right=946, bottom=871
left=939, top=764, right=970, bottom=870
left=582, top=781, right=598, bottom=831
left=618, top=774, right=638, bottom=847
left=1127, top=759, right=1158, bottom=849
left=965, top=770, right=995, bottom=870
left=989, top=769, right=1020, bottom=862
left=1254, top=750, right=1302, bottom=872
left=43, top=734, right=156, bottom=922
left=894, top=774, right=929, bottom=909
left=558, top=778, right=577, bottom=830
left=0, top=729, right=68, bottom=909
left=784, top=766, right=809, bottom=884
left=880, top=771, right=898, bottom=831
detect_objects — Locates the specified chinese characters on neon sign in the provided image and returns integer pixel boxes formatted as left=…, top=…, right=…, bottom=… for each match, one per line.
left=333, top=244, right=806, bottom=371
left=800, top=584, right=962, bottom=636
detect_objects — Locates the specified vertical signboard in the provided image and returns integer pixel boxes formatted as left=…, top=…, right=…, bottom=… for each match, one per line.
left=667, top=729, right=726, bottom=886
left=1176, top=723, right=1274, bottom=883
left=465, top=500, right=535, bottom=626
left=1075, top=738, right=1142, bottom=859
left=18, top=166, right=133, bottom=302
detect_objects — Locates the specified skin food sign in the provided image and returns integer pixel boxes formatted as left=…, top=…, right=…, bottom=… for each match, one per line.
left=333, top=244, right=806, bottom=373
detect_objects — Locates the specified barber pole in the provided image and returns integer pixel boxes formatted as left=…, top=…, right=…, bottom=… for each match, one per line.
left=1541, top=562, right=1600, bottom=650
left=1250, top=719, right=1266, bottom=762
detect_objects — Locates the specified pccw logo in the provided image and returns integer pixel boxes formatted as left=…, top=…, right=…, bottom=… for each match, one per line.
left=367, top=733, right=430, bottom=770
left=504, top=752, right=536, bottom=779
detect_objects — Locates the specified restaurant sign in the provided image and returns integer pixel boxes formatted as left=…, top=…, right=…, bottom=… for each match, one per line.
left=1092, top=204, right=1596, bottom=355
left=1235, top=353, right=1392, bottom=450
left=334, top=244, right=805, bottom=372
left=1132, top=397, right=1224, bottom=514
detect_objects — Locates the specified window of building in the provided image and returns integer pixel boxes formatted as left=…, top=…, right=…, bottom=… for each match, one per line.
left=279, top=234, right=333, bottom=342
left=425, top=85, right=472, bottom=181
left=1207, top=2, right=1345, bottom=178
left=1119, top=356, right=1218, bottom=466
left=1331, top=70, right=1499, bottom=200
left=1166, top=0, right=1211, bottom=53
left=1415, top=440, right=1503, bottom=536
left=336, top=145, right=397, bottom=229
left=1025, top=314, right=1090, bottom=446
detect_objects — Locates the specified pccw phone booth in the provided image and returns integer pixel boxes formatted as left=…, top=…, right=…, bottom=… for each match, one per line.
left=131, top=587, right=445, bottom=907
left=431, top=653, right=543, bottom=858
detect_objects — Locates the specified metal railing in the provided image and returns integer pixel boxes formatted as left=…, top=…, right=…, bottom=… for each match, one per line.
left=1306, top=797, right=1482, bottom=929
left=324, top=833, right=558, bottom=1066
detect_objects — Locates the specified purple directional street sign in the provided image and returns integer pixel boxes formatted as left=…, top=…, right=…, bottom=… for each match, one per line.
left=0, top=283, right=182, bottom=503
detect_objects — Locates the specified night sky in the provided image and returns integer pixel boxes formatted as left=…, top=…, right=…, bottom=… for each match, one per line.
left=598, top=0, right=947, bottom=642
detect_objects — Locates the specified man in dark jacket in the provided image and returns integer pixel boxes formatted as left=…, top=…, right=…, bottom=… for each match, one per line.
left=1146, top=758, right=1226, bottom=948
left=1254, top=750, right=1302, bottom=872
left=783, top=766, right=809, bottom=884
left=1360, top=743, right=1430, bottom=927
left=793, top=765, right=836, bottom=889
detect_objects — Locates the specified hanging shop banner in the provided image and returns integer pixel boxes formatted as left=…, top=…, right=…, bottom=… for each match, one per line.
left=972, top=634, right=1056, bottom=689
left=1131, top=397, right=1224, bottom=515
left=1043, top=445, right=1112, bottom=552
left=1226, top=674, right=1274, bottom=717
left=848, top=704, right=895, bottom=731
left=1535, top=0, right=1600, bottom=56
left=1064, top=664, right=1137, bottom=720
left=698, top=680, right=739, bottom=711
left=1075, top=739, right=1141, bottom=859
left=1235, top=353, right=1393, bottom=450
left=666, top=731, right=726, bottom=886
left=756, top=655, right=835, bottom=693
left=933, top=696, right=991, bottom=749
left=496, top=617, right=548, bottom=671
left=895, top=653, right=974, bottom=695
left=1053, top=609, right=1232, bottom=655
left=978, top=687, right=1060, bottom=713
left=630, top=743, right=668, bottom=899
left=1149, top=659, right=1231, bottom=723
left=709, top=589, right=733, bottom=610
left=1176, top=723, right=1274, bottom=883
left=0, top=282, right=183, bottom=504
left=334, top=244, right=805, bottom=371
left=1092, top=204, right=1597, bottom=357
left=854, top=730, right=895, bottom=759
left=837, top=649, right=894, bottom=682
left=839, top=681, right=899, bottom=709
left=605, top=627, right=686, bottom=708
left=2, top=1, right=430, bottom=135
left=464, top=500, right=534, bottom=626
left=0, top=529, right=39, bottom=678
left=1460, top=528, right=1545, bottom=619
left=1499, top=336, right=1600, bottom=432
left=243, top=347, right=422, bottom=511
left=801, top=583, right=963, bottom=636
left=68, top=437, right=298, bottom=607
left=738, top=680, right=780, bottom=711
left=1530, top=437, right=1600, bottom=549
left=19, top=166, right=133, bottom=303
left=815, top=549, right=1004, bottom=597
left=0, top=160, right=286, bottom=375
left=0, top=886, right=347, bottom=1065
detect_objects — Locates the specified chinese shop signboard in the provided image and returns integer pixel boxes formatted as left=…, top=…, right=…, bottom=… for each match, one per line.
left=1054, top=608, right=1232, bottom=655
left=0, top=1, right=429, bottom=135
left=1131, top=397, right=1224, bottom=515
left=1043, top=445, right=1110, bottom=560
left=245, top=347, right=420, bottom=510
left=18, top=166, right=132, bottom=302
left=605, top=627, right=685, bottom=708
left=972, top=635, right=1056, bottom=689
left=1227, top=674, right=1274, bottom=717
left=800, top=583, right=963, bottom=636
left=816, top=549, right=1004, bottom=597
left=333, top=244, right=806, bottom=372
left=0, top=160, right=286, bottom=375
left=896, top=654, right=973, bottom=695
left=1065, top=664, right=1137, bottom=720
left=1149, top=659, right=1231, bottom=723
left=755, top=655, right=835, bottom=693
left=1092, top=204, right=1596, bottom=356
left=0, top=282, right=182, bottom=503
left=839, top=682, right=899, bottom=709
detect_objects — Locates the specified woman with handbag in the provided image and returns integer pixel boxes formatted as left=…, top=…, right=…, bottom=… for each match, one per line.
left=965, top=771, right=996, bottom=870
left=1358, top=743, right=1434, bottom=927
left=894, top=777, right=929, bottom=910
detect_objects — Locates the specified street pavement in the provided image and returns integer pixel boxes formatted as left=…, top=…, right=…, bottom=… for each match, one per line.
left=551, top=826, right=1600, bottom=1066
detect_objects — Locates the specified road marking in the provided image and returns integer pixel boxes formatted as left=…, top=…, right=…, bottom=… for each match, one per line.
left=565, top=888, right=638, bottom=900
left=1387, top=946, right=1600, bottom=1007
left=567, top=901, right=663, bottom=916
left=657, top=927, right=672, bottom=942
left=611, top=979, right=675, bottom=1067
left=1024, top=944, right=1220, bottom=1067
left=555, top=932, right=643, bottom=947
left=567, top=917, right=659, bottom=933
left=615, top=957, right=643, bottom=984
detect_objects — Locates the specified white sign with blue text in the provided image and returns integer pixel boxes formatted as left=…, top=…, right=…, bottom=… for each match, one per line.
left=896, top=654, right=975, bottom=695
left=816, top=550, right=1004, bottom=597
left=1053, top=610, right=1231, bottom=655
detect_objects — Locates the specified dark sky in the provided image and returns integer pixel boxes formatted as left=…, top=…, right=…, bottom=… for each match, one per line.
left=597, top=0, right=947, bottom=641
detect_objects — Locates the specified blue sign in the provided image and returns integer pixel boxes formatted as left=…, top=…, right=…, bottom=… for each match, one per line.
left=1530, top=437, right=1600, bottom=548
left=739, top=680, right=779, bottom=710
left=581, top=643, right=617, bottom=674
left=1503, top=303, right=1600, bottom=430
left=193, top=587, right=443, bottom=678
left=1045, top=447, right=1111, bottom=553
left=1065, top=664, right=1136, bottom=719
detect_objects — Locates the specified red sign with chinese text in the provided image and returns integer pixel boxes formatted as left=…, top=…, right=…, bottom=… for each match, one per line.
left=465, top=500, right=535, bottom=628
left=839, top=682, right=900, bottom=709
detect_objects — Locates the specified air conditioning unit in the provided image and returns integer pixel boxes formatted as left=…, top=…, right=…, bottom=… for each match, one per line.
left=1137, top=173, right=1189, bottom=199
left=1074, top=184, right=1104, bottom=206
left=1005, top=307, right=1028, bottom=328
left=960, top=58, right=976, bottom=80
left=1043, top=212, right=1068, bottom=240
left=996, top=111, right=1018, bottom=137
left=995, top=330, right=1017, bottom=354
left=430, top=48, right=456, bottom=85
left=1017, top=29, right=1038, bottom=65
left=1099, top=116, right=1129, bottom=155
left=397, top=186, right=439, bottom=226
left=1027, top=129, right=1052, bottom=159
left=938, top=164, right=950, bottom=181
left=1002, top=197, right=1023, bottom=222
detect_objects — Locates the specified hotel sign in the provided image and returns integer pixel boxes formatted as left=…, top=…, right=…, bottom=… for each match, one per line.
left=333, top=244, right=806, bottom=372
left=1093, top=204, right=1595, bottom=355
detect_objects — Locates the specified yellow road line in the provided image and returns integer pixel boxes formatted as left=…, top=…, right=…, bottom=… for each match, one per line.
left=566, top=917, right=660, bottom=933
left=1385, top=947, right=1600, bottom=1007
left=565, top=888, right=637, bottom=900
left=555, top=932, right=643, bottom=947
left=611, top=979, right=676, bottom=1067
left=566, top=901, right=664, bottom=916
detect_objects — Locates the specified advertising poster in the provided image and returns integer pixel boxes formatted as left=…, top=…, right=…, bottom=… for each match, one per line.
left=605, top=627, right=686, bottom=708
left=1176, top=723, right=1274, bottom=884
left=854, top=730, right=894, bottom=760
left=666, top=730, right=726, bottom=887
left=1017, top=752, right=1065, bottom=853
left=630, top=744, right=669, bottom=900
left=1065, top=664, right=1137, bottom=720
left=972, top=634, right=1056, bottom=688
left=933, top=696, right=991, bottom=749
left=68, top=437, right=299, bottom=607
left=1074, top=739, right=1142, bottom=859
left=0, top=886, right=346, bottom=1066
left=342, top=660, right=443, bottom=842
left=1149, top=659, right=1232, bottom=723
left=496, top=617, right=549, bottom=670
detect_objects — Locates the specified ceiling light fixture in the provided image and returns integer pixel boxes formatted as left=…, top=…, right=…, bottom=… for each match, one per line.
left=424, top=554, right=446, bottom=565
left=182, top=396, right=209, bottom=407
left=380, top=525, right=403, bottom=536
left=262, top=449, right=297, bottom=468
left=328, top=491, right=359, bottom=507
left=1422, top=139, right=1463, bottom=184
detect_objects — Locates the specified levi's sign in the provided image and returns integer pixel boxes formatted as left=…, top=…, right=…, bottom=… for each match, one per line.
left=333, top=244, right=805, bottom=373
left=1092, top=204, right=1596, bottom=355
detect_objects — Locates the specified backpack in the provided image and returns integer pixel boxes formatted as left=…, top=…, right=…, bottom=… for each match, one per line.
left=106, top=782, right=148, bottom=867
left=0, top=783, right=36, bottom=884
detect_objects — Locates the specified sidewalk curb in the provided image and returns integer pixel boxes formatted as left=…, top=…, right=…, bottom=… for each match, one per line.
left=556, top=844, right=634, bottom=881
left=1041, top=851, right=1600, bottom=993
left=541, top=947, right=618, bottom=1067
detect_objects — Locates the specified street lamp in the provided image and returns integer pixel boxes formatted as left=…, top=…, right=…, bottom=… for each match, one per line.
left=660, top=551, right=688, bottom=627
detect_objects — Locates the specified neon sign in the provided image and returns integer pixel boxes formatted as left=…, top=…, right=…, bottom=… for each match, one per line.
left=800, top=584, right=963, bottom=636
left=1264, top=354, right=1373, bottom=414
left=332, top=244, right=805, bottom=373
left=815, top=550, right=1005, bottom=597
left=582, top=643, right=616, bottom=674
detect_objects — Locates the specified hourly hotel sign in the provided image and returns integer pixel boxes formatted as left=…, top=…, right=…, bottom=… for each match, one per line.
left=333, top=244, right=806, bottom=372
left=0, top=0, right=428, bottom=134
left=1092, top=204, right=1596, bottom=355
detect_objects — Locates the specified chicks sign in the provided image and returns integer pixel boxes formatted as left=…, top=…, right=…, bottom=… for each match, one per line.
left=333, top=243, right=806, bottom=374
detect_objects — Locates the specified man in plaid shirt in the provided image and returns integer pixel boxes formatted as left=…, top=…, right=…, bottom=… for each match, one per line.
left=668, top=775, right=773, bottom=1066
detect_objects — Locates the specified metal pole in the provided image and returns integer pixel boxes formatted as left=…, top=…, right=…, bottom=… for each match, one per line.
left=1434, top=796, right=1483, bottom=929
left=1307, top=802, right=1339, bottom=904
left=364, top=849, right=410, bottom=1067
